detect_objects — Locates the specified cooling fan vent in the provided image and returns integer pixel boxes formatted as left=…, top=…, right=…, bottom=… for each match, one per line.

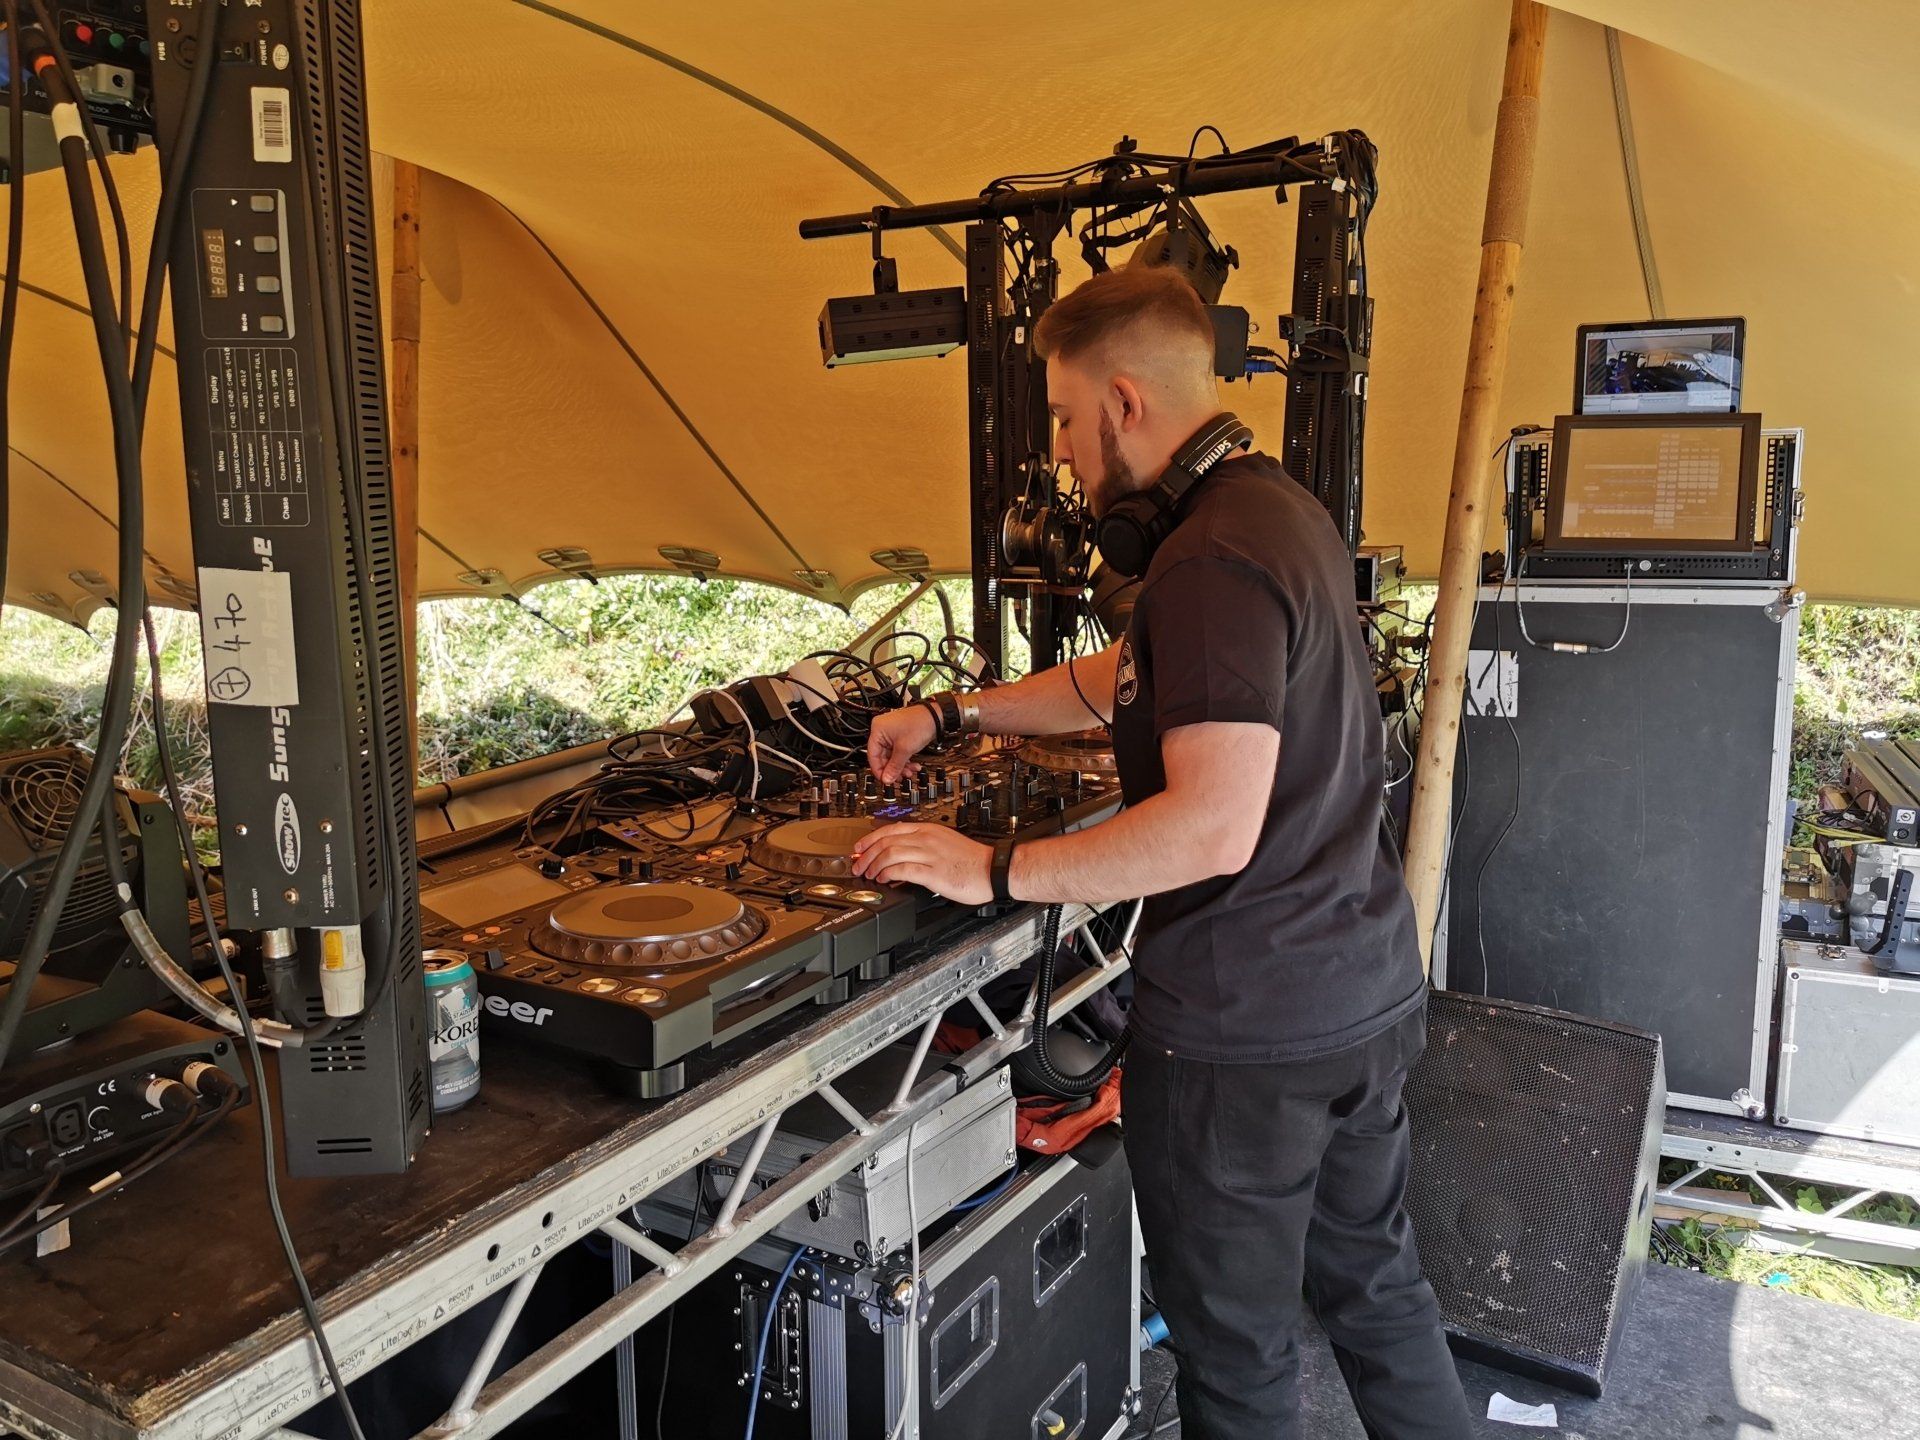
left=0, top=751, right=92, bottom=849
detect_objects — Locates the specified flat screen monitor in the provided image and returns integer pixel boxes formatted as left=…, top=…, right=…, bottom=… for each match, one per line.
left=1543, top=414, right=1762, bottom=553
left=1575, top=317, right=1744, bottom=415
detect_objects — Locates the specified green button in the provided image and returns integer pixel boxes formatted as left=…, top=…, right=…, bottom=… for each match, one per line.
left=107, top=31, right=125, bottom=49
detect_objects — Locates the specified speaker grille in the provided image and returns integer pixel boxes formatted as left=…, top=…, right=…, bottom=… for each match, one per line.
left=1405, top=993, right=1663, bottom=1391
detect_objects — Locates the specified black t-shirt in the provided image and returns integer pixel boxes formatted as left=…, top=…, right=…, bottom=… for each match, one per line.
left=1109, top=451, right=1424, bottom=1062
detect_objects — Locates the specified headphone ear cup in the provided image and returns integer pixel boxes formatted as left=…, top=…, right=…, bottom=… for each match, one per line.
left=1095, top=499, right=1157, bottom=579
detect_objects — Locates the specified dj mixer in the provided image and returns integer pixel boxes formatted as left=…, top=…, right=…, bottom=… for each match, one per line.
left=417, top=738, right=1121, bottom=1095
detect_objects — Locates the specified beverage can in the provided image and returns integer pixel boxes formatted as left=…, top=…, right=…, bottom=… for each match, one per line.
left=424, top=949, right=480, bottom=1113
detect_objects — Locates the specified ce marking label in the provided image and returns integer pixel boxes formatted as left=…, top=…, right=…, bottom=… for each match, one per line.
left=96, top=1079, right=119, bottom=1096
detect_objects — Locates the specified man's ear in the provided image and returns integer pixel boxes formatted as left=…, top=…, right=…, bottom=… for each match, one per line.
left=1111, top=375, right=1146, bottom=433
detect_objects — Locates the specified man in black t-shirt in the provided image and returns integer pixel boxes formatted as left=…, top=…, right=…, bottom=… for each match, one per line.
left=854, top=266, right=1470, bottom=1439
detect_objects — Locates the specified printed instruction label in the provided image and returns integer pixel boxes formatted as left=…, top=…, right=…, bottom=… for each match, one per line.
left=197, top=567, right=299, bottom=707
left=206, top=346, right=310, bottom=527
left=1466, top=649, right=1519, bottom=718
left=252, top=87, right=292, bottom=162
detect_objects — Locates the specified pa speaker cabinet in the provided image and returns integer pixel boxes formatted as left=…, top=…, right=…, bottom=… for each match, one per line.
left=1446, top=583, right=1796, bottom=1115
left=1405, top=992, right=1666, bottom=1397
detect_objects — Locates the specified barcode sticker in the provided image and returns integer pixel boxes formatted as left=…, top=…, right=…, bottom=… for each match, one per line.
left=252, top=87, right=292, bottom=163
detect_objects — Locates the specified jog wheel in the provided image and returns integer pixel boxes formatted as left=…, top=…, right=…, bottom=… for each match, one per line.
left=748, top=816, right=877, bottom=880
left=1018, top=727, right=1117, bottom=775
left=530, top=881, right=766, bottom=968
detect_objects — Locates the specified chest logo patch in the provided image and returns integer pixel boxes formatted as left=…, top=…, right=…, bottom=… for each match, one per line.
left=1115, top=635, right=1139, bottom=707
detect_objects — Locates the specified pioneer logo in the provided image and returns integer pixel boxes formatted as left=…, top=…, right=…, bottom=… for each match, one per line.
left=484, top=995, right=554, bottom=1026
left=273, top=792, right=301, bottom=874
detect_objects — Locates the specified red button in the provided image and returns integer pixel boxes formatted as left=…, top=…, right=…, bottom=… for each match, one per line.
left=461, top=932, right=481, bottom=943
left=73, top=22, right=94, bottom=42
left=483, top=925, right=503, bottom=935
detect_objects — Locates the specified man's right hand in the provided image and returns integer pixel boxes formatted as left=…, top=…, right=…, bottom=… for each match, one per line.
left=867, top=704, right=937, bottom=784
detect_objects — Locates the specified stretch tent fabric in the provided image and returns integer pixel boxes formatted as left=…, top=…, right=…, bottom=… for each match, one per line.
left=6, top=0, right=1919, bottom=627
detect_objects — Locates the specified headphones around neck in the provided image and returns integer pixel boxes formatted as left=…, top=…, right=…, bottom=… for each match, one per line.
left=1093, top=413, right=1255, bottom=578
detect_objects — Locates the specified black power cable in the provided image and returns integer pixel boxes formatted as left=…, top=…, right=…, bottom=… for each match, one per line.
left=1469, top=578, right=1524, bottom=997
left=1025, top=903, right=1127, bottom=1099
left=0, top=1089, right=238, bottom=1255
left=0, top=48, right=145, bottom=1071
left=23, top=0, right=128, bottom=344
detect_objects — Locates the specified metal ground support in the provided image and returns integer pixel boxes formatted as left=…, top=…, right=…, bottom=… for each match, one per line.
left=398, top=993, right=1103, bottom=1440
left=0, top=903, right=1125, bottom=1440
left=1659, top=1111, right=1920, bottom=1265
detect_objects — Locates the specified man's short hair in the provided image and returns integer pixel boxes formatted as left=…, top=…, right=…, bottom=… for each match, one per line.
left=1031, top=265, right=1215, bottom=379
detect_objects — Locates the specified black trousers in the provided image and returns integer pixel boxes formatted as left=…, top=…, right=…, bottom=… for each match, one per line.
left=1123, top=1005, right=1472, bottom=1440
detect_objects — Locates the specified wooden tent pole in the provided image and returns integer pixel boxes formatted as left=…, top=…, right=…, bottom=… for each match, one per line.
left=1403, top=0, right=1549, bottom=972
left=390, top=159, right=423, bottom=762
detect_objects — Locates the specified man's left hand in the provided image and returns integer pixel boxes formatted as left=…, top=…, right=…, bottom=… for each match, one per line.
left=851, top=823, right=994, bottom=905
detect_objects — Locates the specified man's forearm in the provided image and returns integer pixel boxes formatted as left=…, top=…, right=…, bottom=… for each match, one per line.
left=1006, top=791, right=1241, bottom=904
left=971, top=644, right=1119, bottom=737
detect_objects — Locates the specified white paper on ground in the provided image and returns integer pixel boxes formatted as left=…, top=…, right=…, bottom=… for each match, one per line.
left=1488, top=1392, right=1559, bottom=1428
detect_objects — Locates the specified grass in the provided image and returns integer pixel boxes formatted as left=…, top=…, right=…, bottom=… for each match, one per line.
left=1655, top=1166, right=1920, bottom=1322
left=1, top=574, right=1016, bottom=825
left=1790, top=604, right=1920, bottom=798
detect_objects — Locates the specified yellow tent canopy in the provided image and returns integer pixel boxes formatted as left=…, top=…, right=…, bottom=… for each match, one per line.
left=7, top=0, right=1918, bottom=626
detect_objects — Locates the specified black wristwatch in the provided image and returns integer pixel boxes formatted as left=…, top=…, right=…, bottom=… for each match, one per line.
left=924, top=693, right=961, bottom=738
left=990, top=837, right=1018, bottom=904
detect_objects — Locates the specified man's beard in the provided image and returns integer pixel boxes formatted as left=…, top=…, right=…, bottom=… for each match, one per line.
left=1089, top=409, right=1138, bottom=516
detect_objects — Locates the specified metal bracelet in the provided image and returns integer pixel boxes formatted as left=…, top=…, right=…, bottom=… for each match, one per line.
left=956, top=693, right=983, bottom=736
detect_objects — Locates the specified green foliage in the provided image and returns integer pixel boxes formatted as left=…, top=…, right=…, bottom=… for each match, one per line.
left=1790, top=603, right=1920, bottom=798
left=3, top=584, right=1910, bottom=855
left=1652, top=1167, right=1920, bottom=1320
left=1, top=574, right=1000, bottom=811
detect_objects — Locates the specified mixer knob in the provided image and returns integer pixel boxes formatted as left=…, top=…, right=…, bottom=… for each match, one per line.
left=639, top=859, right=656, bottom=881
left=539, top=856, right=566, bottom=878
left=618, top=856, right=636, bottom=879
left=1047, top=794, right=1067, bottom=816
left=725, top=861, right=742, bottom=882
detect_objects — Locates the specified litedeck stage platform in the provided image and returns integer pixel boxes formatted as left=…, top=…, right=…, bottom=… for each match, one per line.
left=1129, top=1261, right=1920, bottom=1439
left=0, top=903, right=1122, bottom=1440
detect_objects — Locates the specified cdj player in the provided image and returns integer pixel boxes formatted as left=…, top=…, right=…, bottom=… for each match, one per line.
left=417, top=744, right=1121, bottom=1096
